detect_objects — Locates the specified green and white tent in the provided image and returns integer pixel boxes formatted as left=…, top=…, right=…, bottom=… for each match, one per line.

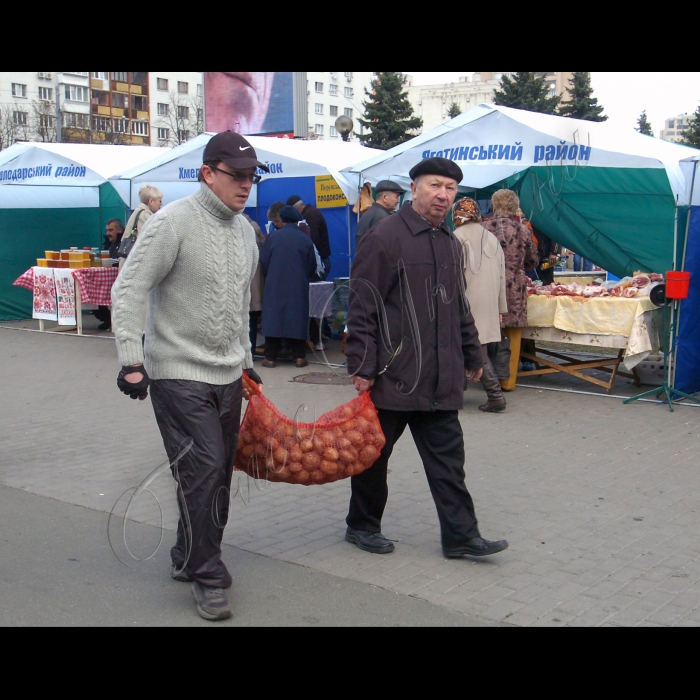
left=0, top=142, right=165, bottom=320
left=342, top=104, right=700, bottom=278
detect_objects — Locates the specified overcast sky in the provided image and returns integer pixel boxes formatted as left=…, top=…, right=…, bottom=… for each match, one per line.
left=405, top=72, right=700, bottom=136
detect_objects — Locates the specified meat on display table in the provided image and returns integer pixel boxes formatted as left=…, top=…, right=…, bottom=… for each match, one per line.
left=519, top=295, right=662, bottom=393
left=13, top=266, right=119, bottom=335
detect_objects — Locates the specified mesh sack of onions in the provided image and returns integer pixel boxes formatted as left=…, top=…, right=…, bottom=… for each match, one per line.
left=235, top=372, right=386, bottom=485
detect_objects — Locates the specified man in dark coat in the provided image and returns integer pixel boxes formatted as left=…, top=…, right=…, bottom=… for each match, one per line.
left=355, top=180, right=404, bottom=248
left=287, top=195, right=332, bottom=279
left=260, top=206, right=318, bottom=368
left=344, top=157, right=509, bottom=560
left=93, top=218, right=124, bottom=330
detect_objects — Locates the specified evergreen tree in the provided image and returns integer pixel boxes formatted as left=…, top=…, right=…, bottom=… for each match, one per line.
left=447, top=102, right=462, bottom=120
left=558, top=72, right=607, bottom=122
left=681, top=105, right=700, bottom=148
left=636, top=110, right=654, bottom=136
left=357, top=72, right=423, bottom=150
left=493, top=72, right=560, bottom=115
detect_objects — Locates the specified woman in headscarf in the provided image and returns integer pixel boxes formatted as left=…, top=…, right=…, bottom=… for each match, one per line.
left=452, top=198, right=508, bottom=412
left=482, top=190, right=539, bottom=390
left=259, top=206, right=318, bottom=368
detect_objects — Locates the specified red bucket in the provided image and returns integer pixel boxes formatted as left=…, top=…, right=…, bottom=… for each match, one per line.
left=665, top=271, right=691, bottom=300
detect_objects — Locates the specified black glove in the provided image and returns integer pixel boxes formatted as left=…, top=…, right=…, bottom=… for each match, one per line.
left=246, top=368, right=263, bottom=385
left=117, top=365, right=150, bottom=400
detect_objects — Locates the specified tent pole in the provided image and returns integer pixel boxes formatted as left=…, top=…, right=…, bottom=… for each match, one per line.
left=671, top=160, right=698, bottom=391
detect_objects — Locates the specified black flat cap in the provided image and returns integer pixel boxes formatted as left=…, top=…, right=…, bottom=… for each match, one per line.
left=375, top=180, right=405, bottom=194
left=409, top=157, right=463, bottom=183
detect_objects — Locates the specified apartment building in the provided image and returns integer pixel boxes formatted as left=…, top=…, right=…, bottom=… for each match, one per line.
left=660, top=113, right=691, bottom=143
left=306, top=72, right=374, bottom=140
left=150, top=73, right=204, bottom=146
left=405, top=72, right=574, bottom=133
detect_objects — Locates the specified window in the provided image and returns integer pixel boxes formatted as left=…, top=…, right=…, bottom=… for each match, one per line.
left=132, top=121, right=149, bottom=136
left=91, top=72, right=108, bottom=80
left=157, top=78, right=169, bottom=91
left=178, top=106, right=189, bottom=119
left=178, top=81, right=189, bottom=94
left=329, top=105, right=338, bottom=117
left=330, top=126, right=338, bottom=137
left=158, top=128, right=170, bottom=141
left=92, top=91, right=110, bottom=106
left=65, top=85, right=88, bottom=102
left=344, top=72, right=353, bottom=79
left=92, top=117, right=111, bottom=132
left=38, top=87, right=53, bottom=101
left=131, top=72, right=147, bottom=86
left=112, top=92, right=127, bottom=109
left=13, top=111, right=28, bottom=125
left=157, top=103, right=169, bottom=116
left=197, top=108, right=203, bottom=124
left=314, top=103, right=323, bottom=115
left=315, top=82, right=324, bottom=93
left=39, top=115, right=54, bottom=128
left=132, top=95, right=147, bottom=111
left=197, top=84, right=203, bottom=97
left=113, top=119, right=129, bottom=133
left=329, top=84, right=338, bottom=96
left=344, top=87, right=354, bottom=98
left=63, top=112, right=89, bottom=128
left=314, top=124, right=324, bottom=135
left=179, top=130, right=190, bottom=142
left=344, top=108, right=353, bottom=117
left=112, top=72, right=128, bottom=82
left=12, top=83, right=27, bottom=98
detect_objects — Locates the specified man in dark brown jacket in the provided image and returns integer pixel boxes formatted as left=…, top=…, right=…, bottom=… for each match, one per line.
left=344, top=157, right=509, bottom=559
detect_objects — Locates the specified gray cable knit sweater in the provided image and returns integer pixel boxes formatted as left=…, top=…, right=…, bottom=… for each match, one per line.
left=111, top=184, right=258, bottom=385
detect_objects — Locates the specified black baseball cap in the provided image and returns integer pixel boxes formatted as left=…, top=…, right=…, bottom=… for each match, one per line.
left=203, top=131, right=270, bottom=172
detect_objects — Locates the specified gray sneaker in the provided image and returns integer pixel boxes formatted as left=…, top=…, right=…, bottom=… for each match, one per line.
left=192, top=582, right=232, bottom=621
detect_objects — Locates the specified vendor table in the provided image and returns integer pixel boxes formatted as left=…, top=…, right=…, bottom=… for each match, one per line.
left=13, top=266, right=119, bottom=335
left=519, top=295, right=662, bottom=393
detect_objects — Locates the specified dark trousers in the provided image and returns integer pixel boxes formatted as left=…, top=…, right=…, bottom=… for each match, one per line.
left=265, top=337, right=306, bottom=361
left=249, top=311, right=261, bottom=351
left=347, top=409, right=481, bottom=548
left=150, top=378, right=242, bottom=589
left=94, top=306, right=111, bottom=325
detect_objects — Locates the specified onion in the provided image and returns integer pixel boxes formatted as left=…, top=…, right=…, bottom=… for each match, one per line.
left=300, top=439, right=314, bottom=453
left=337, top=437, right=352, bottom=451
left=289, top=445, right=303, bottom=463
left=340, top=419, right=357, bottom=431
left=294, top=469, right=310, bottom=484
left=320, top=459, right=339, bottom=476
left=323, top=447, right=339, bottom=462
left=273, top=447, right=288, bottom=465
left=288, top=461, right=303, bottom=474
left=241, top=444, right=255, bottom=460
left=302, top=452, right=321, bottom=471
left=346, top=430, right=364, bottom=446
left=359, top=445, right=379, bottom=466
left=338, top=449, right=355, bottom=464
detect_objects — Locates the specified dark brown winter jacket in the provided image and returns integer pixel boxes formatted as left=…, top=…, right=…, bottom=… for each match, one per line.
left=345, top=202, right=483, bottom=412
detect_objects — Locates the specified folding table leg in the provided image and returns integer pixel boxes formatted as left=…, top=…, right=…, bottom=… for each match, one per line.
left=75, top=279, right=83, bottom=335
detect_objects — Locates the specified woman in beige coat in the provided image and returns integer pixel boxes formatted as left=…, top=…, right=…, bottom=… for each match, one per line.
left=452, top=198, right=508, bottom=412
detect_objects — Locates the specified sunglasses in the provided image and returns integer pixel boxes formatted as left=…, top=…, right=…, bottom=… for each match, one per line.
left=209, top=165, right=261, bottom=185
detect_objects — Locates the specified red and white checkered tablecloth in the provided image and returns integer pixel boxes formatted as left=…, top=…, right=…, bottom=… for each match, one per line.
left=13, top=267, right=119, bottom=306
left=72, top=267, right=118, bottom=305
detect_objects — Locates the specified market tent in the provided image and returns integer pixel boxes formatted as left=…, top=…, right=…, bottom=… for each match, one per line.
left=342, top=104, right=700, bottom=278
left=0, top=142, right=165, bottom=320
left=110, top=134, right=381, bottom=278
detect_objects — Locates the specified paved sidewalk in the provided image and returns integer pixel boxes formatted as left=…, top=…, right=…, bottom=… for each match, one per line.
left=1, top=326, right=699, bottom=626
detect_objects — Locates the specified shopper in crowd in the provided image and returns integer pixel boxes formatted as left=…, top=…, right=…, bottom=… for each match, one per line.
left=452, top=198, right=508, bottom=413
left=573, top=252, right=593, bottom=272
left=483, top=189, right=539, bottom=391
left=118, top=184, right=163, bottom=269
left=112, top=131, right=265, bottom=622
left=355, top=180, right=404, bottom=248
left=260, top=206, right=318, bottom=369
left=244, top=213, right=266, bottom=357
left=94, top=218, right=124, bottom=330
left=286, top=195, right=332, bottom=279
left=344, top=157, right=508, bottom=560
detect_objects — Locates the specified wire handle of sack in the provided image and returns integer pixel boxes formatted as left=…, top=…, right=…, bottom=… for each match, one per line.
left=377, top=337, right=403, bottom=376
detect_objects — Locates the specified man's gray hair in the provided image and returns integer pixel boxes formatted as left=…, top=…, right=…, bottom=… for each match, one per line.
left=106, top=218, right=125, bottom=232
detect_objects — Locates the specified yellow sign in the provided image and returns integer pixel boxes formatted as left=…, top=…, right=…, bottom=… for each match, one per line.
left=315, top=175, right=348, bottom=209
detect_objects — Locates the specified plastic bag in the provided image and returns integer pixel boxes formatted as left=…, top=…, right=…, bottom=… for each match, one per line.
left=235, top=373, right=386, bottom=485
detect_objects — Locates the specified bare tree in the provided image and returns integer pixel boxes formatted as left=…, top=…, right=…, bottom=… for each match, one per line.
left=30, top=100, right=58, bottom=143
left=154, top=90, right=205, bottom=146
left=0, top=103, right=31, bottom=149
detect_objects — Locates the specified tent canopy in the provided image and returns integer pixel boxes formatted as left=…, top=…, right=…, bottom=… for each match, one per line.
left=342, top=104, right=700, bottom=277
left=110, top=133, right=380, bottom=208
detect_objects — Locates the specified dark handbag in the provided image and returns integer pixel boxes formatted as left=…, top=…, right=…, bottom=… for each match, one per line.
left=117, top=210, right=144, bottom=259
left=487, top=336, right=511, bottom=380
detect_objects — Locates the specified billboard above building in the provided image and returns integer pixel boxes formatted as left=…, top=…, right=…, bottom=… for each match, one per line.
left=204, top=72, right=295, bottom=136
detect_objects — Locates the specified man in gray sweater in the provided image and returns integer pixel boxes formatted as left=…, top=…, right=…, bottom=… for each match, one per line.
left=112, top=132, right=267, bottom=621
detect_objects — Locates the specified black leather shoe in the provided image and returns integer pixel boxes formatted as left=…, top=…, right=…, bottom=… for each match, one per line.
left=345, top=528, right=395, bottom=554
left=443, top=537, right=509, bottom=558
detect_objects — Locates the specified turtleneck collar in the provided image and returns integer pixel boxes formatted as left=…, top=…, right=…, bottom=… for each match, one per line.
left=195, top=183, right=242, bottom=220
